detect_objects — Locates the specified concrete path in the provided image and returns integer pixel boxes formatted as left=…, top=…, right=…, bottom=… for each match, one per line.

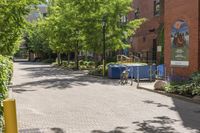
left=11, top=62, right=200, bottom=133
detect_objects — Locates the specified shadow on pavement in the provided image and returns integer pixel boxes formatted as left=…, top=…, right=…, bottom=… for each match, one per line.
left=18, top=62, right=88, bottom=78
left=132, top=116, right=179, bottom=133
left=92, top=127, right=128, bottom=133
left=19, top=127, right=65, bottom=133
left=172, top=98, right=200, bottom=131
left=12, top=89, right=36, bottom=94
left=143, top=99, right=200, bottom=132
left=12, top=62, right=123, bottom=91
left=11, top=75, right=120, bottom=91
left=51, top=128, right=65, bottom=133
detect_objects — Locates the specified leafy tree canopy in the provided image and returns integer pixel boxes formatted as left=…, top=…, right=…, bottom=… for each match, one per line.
left=0, top=0, right=45, bottom=56
left=45, top=0, right=145, bottom=54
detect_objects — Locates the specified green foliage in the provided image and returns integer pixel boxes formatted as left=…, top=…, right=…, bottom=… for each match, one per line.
left=0, top=0, right=45, bottom=56
left=61, top=60, right=95, bottom=70
left=165, top=71, right=200, bottom=96
left=191, top=71, right=200, bottom=95
left=26, top=20, right=52, bottom=58
left=36, top=0, right=144, bottom=63
left=79, top=60, right=84, bottom=66
left=42, top=58, right=55, bottom=64
left=0, top=55, right=13, bottom=130
left=69, top=62, right=75, bottom=69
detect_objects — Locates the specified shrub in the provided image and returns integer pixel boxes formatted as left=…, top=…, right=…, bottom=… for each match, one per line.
left=88, top=64, right=108, bottom=76
left=69, top=62, right=75, bottom=69
left=79, top=60, right=84, bottom=66
left=42, top=59, right=55, bottom=64
left=62, top=61, right=68, bottom=67
left=86, top=61, right=95, bottom=69
left=0, top=55, right=13, bottom=130
left=80, top=65, right=87, bottom=70
left=165, top=71, right=200, bottom=96
left=191, top=71, right=200, bottom=95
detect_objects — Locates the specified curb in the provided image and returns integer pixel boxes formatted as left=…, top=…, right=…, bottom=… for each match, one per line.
left=137, top=86, right=200, bottom=105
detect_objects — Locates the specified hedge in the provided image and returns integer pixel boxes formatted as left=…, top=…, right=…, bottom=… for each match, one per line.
left=0, top=55, right=13, bottom=130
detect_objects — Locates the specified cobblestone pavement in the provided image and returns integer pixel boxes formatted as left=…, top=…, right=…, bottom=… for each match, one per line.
left=11, top=62, right=200, bottom=133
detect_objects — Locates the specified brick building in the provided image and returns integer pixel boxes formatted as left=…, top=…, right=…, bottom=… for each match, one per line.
left=130, top=0, right=200, bottom=77
left=129, top=0, right=164, bottom=64
left=164, top=0, right=200, bottom=77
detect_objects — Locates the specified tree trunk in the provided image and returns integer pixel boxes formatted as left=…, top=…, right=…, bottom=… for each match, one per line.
left=67, top=52, right=70, bottom=64
left=57, top=52, right=61, bottom=66
left=75, top=42, right=79, bottom=70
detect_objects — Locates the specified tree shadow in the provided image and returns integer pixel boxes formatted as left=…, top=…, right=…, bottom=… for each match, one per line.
left=51, top=127, right=65, bottom=133
left=91, top=126, right=128, bottom=133
left=132, top=116, right=179, bottom=133
left=143, top=100, right=170, bottom=108
left=20, top=66, right=85, bottom=78
left=19, top=127, right=65, bottom=133
left=12, top=62, right=122, bottom=92
left=11, top=74, right=121, bottom=91
left=143, top=99, right=200, bottom=132
left=12, top=89, right=36, bottom=94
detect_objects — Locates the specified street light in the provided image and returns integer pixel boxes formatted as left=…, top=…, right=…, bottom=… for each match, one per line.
left=102, top=16, right=106, bottom=77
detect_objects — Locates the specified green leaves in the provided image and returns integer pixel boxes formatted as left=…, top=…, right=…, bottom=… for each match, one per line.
left=0, top=0, right=45, bottom=56
left=165, top=71, right=200, bottom=96
left=0, top=55, right=13, bottom=130
left=26, top=0, right=145, bottom=62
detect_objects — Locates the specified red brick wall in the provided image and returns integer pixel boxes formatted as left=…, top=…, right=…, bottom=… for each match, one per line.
left=129, top=0, right=163, bottom=63
left=164, top=0, right=199, bottom=76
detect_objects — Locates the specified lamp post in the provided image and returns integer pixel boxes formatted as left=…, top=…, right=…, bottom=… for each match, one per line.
left=102, top=16, right=106, bottom=77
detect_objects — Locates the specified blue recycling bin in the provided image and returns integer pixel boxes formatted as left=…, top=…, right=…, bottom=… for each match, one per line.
left=108, top=64, right=127, bottom=79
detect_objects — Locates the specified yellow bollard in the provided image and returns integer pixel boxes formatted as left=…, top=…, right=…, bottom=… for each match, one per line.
left=3, top=99, right=18, bottom=133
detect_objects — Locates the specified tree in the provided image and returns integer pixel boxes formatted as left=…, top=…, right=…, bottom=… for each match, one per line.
left=26, top=20, right=52, bottom=60
left=39, top=0, right=145, bottom=68
left=44, top=0, right=85, bottom=68
left=0, top=0, right=44, bottom=56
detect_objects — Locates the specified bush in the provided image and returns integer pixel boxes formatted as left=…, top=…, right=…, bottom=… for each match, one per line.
left=165, top=71, right=200, bottom=96
left=85, top=61, right=95, bottom=69
left=42, top=59, right=55, bottom=64
left=88, top=64, right=108, bottom=76
left=0, top=55, right=13, bottom=130
left=62, top=61, right=68, bottom=67
left=69, top=62, right=75, bottom=69
left=191, top=71, right=200, bottom=95
left=79, top=60, right=84, bottom=66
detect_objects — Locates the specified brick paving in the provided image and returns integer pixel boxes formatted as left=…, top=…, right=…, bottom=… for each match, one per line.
left=11, top=62, right=200, bottom=133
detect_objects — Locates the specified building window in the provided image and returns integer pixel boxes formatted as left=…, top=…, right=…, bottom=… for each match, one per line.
left=154, top=0, right=160, bottom=16
left=135, top=8, right=140, bottom=19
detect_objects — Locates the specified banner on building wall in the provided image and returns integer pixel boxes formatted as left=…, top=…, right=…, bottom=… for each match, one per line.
left=171, top=20, right=189, bottom=67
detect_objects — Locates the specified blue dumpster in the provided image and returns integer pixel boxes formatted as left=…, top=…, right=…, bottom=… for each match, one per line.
left=108, top=64, right=127, bottom=79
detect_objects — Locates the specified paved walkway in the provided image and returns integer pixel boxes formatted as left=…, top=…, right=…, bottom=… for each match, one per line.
left=11, top=62, right=200, bottom=133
